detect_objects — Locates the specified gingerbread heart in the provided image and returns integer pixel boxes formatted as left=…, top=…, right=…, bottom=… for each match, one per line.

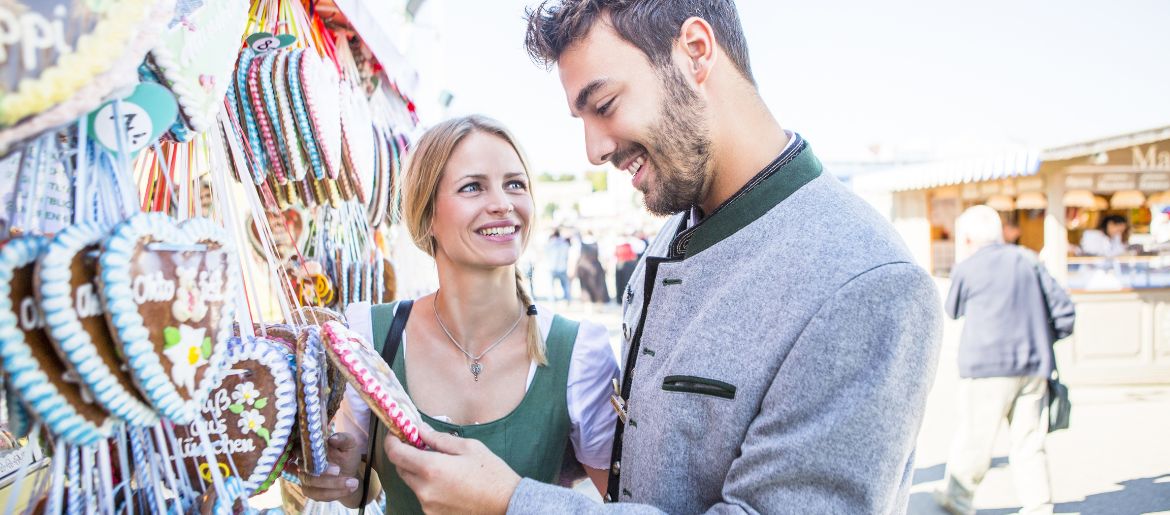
left=299, top=51, right=342, bottom=179
left=321, top=320, right=424, bottom=448
left=98, top=214, right=239, bottom=424
left=295, top=326, right=329, bottom=475
left=148, top=0, right=249, bottom=137
left=0, top=236, right=115, bottom=445
left=0, top=0, right=177, bottom=154
left=272, top=50, right=309, bottom=181
left=37, top=222, right=158, bottom=427
left=174, top=336, right=296, bottom=495
left=339, top=80, right=373, bottom=204
left=246, top=206, right=306, bottom=263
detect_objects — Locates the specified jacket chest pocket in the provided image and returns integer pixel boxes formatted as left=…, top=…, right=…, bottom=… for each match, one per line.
left=661, top=375, right=737, bottom=400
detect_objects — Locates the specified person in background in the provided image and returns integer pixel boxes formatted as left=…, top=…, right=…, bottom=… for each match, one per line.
left=1003, top=218, right=1022, bottom=245
left=545, top=228, right=572, bottom=302
left=935, top=205, right=1076, bottom=515
left=613, top=236, right=638, bottom=302
left=575, top=230, right=609, bottom=304
left=1079, top=215, right=1129, bottom=257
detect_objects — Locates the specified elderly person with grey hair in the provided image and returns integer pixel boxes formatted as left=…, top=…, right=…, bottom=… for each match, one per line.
left=934, top=205, right=1076, bottom=515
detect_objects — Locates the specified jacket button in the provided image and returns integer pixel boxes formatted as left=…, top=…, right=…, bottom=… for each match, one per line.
left=612, top=460, right=620, bottom=474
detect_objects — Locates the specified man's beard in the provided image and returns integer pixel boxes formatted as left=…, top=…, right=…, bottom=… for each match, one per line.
left=616, top=67, right=713, bottom=216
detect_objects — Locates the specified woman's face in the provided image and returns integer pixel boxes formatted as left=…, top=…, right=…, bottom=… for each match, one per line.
left=1106, top=220, right=1128, bottom=239
left=430, top=131, right=533, bottom=270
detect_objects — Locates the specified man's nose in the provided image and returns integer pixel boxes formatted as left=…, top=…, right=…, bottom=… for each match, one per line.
left=583, top=120, right=616, bottom=166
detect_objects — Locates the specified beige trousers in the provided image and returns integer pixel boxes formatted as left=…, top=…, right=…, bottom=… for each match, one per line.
left=940, top=376, right=1054, bottom=515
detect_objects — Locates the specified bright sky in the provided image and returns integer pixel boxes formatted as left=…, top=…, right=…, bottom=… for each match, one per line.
left=424, top=0, right=1170, bottom=174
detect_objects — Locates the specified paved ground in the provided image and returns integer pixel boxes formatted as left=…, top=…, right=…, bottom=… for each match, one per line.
left=255, top=299, right=1170, bottom=513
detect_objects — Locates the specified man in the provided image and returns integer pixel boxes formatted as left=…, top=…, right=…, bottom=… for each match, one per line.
left=935, top=206, right=1075, bottom=515
left=382, top=1, right=942, bottom=512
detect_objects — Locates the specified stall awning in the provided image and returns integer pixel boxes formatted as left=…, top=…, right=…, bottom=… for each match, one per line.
left=851, top=151, right=1042, bottom=192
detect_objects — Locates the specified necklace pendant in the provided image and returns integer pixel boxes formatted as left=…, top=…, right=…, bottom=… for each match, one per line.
left=470, top=361, right=482, bottom=382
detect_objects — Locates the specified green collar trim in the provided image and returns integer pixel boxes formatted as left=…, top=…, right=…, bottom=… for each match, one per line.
left=679, top=139, right=823, bottom=258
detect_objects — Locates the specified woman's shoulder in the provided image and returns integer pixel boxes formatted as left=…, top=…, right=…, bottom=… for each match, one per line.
left=535, top=305, right=615, bottom=364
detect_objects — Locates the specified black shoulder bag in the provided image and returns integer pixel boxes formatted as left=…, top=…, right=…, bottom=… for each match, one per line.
left=357, top=300, right=413, bottom=515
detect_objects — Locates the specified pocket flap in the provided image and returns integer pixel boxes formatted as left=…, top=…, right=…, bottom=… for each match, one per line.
left=661, top=375, right=736, bottom=400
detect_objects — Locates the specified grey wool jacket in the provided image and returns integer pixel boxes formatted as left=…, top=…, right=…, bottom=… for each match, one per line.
left=508, top=136, right=943, bottom=514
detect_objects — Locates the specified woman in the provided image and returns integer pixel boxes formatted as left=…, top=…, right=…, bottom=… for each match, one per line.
left=299, top=115, right=618, bottom=513
left=1079, top=215, right=1129, bottom=257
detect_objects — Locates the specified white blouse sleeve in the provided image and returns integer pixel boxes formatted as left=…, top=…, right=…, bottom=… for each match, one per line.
left=332, top=302, right=376, bottom=441
left=565, top=320, right=620, bottom=470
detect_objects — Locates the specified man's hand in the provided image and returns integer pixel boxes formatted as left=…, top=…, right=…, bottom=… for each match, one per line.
left=294, top=432, right=364, bottom=503
left=384, top=427, right=521, bottom=515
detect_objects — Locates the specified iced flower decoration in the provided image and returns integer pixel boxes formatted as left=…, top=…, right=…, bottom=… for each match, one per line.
left=163, top=325, right=211, bottom=396
left=237, top=409, right=271, bottom=443
left=238, top=409, right=265, bottom=435
left=231, top=382, right=260, bottom=406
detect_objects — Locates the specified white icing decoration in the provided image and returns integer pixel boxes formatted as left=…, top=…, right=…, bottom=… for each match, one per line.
left=149, top=0, right=249, bottom=134
left=299, top=51, right=342, bottom=179
left=163, top=324, right=209, bottom=396
left=175, top=336, right=295, bottom=495
left=37, top=222, right=158, bottom=427
left=0, top=235, right=116, bottom=444
left=99, top=213, right=238, bottom=424
left=172, top=265, right=209, bottom=322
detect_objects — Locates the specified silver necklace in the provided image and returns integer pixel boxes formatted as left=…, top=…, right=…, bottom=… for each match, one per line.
left=433, top=292, right=524, bottom=382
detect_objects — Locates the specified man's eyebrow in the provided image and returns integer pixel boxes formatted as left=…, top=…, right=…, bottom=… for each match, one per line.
left=574, top=79, right=608, bottom=113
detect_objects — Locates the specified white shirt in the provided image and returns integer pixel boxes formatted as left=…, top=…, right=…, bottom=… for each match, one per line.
left=333, top=302, right=619, bottom=469
left=1079, top=229, right=1126, bottom=258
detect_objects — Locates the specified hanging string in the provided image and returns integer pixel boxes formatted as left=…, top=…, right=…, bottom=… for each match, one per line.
left=0, top=426, right=41, bottom=515
left=114, top=426, right=134, bottom=515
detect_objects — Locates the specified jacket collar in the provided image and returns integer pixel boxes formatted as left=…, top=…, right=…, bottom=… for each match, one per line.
left=669, top=134, right=823, bottom=259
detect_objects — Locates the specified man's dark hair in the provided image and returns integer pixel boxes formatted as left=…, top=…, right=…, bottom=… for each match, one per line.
left=524, top=0, right=755, bottom=85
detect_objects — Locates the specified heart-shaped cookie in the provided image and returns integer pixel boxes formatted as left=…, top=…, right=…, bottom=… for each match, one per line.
left=321, top=320, right=424, bottom=448
left=299, top=51, right=342, bottom=179
left=37, top=222, right=158, bottom=427
left=98, top=214, right=239, bottom=424
left=0, top=236, right=116, bottom=445
left=247, top=205, right=307, bottom=263
left=295, top=326, right=329, bottom=475
left=339, top=80, right=373, bottom=204
left=173, top=335, right=296, bottom=495
left=0, top=0, right=176, bottom=154
left=148, top=0, right=249, bottom=137
left=272, top=50, right=308, bottom=181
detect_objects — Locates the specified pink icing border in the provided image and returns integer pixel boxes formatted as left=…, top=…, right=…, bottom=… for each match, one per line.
left=321, top=322, right=423, bottom=448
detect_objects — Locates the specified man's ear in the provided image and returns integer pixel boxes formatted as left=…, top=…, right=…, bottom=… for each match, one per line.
left=678, top=16, right=717, bottom=85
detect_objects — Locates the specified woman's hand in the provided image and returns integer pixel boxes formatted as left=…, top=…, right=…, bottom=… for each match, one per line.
left=293, top=432, right=369, bottom=506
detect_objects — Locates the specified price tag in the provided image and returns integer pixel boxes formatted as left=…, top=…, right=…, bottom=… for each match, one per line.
left=92, top=102, right=153, bottom=153
left=86, top=83, right=179, bottom=155
left=245, top=32, right=296, bottom=53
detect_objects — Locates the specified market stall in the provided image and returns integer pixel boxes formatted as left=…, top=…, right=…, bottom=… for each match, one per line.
left=0, top=0, right=437, bottom=511
left=854, top=126, right=1170, bottom=385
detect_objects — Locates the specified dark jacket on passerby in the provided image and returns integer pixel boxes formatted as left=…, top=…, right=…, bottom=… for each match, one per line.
left=945, top=243, right=1076, bottom=379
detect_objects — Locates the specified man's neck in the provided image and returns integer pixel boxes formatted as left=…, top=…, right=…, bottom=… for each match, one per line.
left=699, top=92, right=788, bottom=215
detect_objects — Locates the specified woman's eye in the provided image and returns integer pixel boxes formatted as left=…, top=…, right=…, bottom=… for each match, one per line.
left=506, top=180, right=528, bottom=190
left=458, top=182, right=482, bottom=193
left=597, top=98, right=615, bottom=116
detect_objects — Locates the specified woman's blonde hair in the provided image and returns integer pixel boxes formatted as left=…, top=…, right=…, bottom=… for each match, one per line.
left=400, top=115, right=546, bottom=365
